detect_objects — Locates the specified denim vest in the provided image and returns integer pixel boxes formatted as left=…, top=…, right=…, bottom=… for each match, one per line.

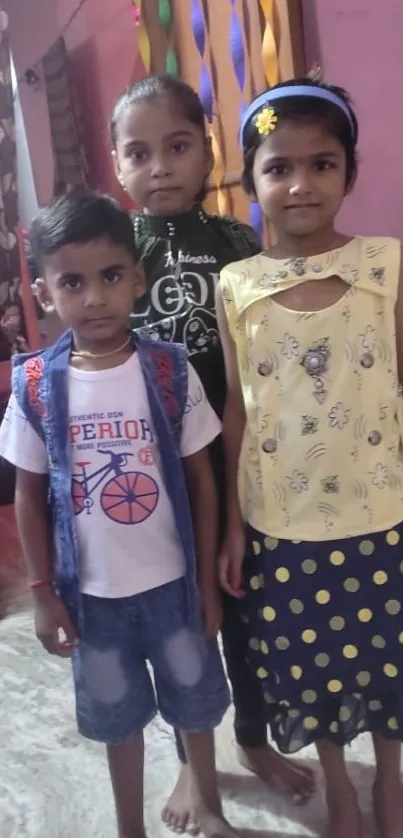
left=12, top=330, right=200, bottom=627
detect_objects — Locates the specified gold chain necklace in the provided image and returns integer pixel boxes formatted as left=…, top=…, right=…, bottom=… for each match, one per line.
left=70, top=335, right=131, bottom=360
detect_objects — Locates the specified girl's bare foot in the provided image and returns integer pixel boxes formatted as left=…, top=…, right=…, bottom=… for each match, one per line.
left=161, top=765, right=199, bottom=835
left=326, top=784, right=365, bottom=838
left=373, top=777, right=403, bottom=838
left=237, top=744, right=315, bottom=804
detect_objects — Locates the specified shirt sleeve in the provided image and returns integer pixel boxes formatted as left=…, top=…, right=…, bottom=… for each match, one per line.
left=180, top=364, right=221, bottom=458
left=0, top=394, right=48, bottom=474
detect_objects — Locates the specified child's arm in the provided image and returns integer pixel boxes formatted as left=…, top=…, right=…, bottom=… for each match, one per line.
left=15, top=468, right=79, bottom=657
left=183, top=448, right=221, bottom=638
left=15, top=468, right=53, bottom=584
left=0, top=394, right=78, bottom=656
left=215, top=283, right=246, bottom=599
left=180, top=364, right=222, bottom=637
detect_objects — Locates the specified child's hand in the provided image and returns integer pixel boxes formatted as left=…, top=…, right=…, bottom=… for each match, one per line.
left=219, top=526, right=246, bottom=599
left=33, top=587, right=79, bottom=657
left=201, top=587, right=223, bottom=639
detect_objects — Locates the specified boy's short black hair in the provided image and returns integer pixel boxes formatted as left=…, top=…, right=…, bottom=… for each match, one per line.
left=242, top=77, right=359, bottom=195
left=30, top=188, right=139, bottom=271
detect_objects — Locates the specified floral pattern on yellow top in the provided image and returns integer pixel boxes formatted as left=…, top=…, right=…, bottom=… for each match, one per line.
left=220, top=236, right=403, bottom=541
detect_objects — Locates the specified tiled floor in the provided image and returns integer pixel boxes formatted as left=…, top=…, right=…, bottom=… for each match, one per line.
left=0, top=610, right=386, bottom=838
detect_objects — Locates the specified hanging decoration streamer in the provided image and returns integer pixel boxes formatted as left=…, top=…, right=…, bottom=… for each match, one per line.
left=259, top=0, right=279, bottom=87
left=191, top=0, right=229, bottom=215
left=247, top=0, right=280, bottom=241
left=131, top=0, right=151, bottom=73
left=158, top=0, right=178, bottom=76
left=228, top=0, right=246, bottom=123
left=241, top=0, right=256, bottom=98
left=229, top=1, right=264, bottom=240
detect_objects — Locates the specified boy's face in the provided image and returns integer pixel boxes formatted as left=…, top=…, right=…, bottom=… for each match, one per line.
left=37, top=237, right=144, bottom=347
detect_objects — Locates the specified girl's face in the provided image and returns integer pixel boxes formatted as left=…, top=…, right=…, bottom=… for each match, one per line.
left=113, top=97, right=213, bottom=215
left=252, top=120, right=351, bottom=244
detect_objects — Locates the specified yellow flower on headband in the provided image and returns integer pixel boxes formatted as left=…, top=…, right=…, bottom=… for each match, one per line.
left=254, top=106, right=278, bottom=136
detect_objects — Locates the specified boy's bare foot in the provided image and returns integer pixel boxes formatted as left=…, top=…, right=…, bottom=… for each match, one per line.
left=373, top=776, right=403, bottom=838
left=326, top=785, right=366, bottom=838
left=161, top=774, right=238, bottom=837
left=161, top=764, right=199, bottom=835
left=196, top=805, right=239, bottom=838
left=161, top=744, right=315, bottom=833
left=237, top=744, right=315, bottom=804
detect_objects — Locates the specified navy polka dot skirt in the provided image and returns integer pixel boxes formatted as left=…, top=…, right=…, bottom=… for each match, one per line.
left=242, top=523, right=403, bottom=754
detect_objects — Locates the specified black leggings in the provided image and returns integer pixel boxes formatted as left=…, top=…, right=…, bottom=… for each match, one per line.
left=173, top=435, right=268, bottom=762
left=174, top=590, right=268, bottom=762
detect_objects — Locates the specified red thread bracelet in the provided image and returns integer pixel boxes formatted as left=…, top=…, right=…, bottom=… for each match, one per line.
left=28, top=579, right=53, bottom=589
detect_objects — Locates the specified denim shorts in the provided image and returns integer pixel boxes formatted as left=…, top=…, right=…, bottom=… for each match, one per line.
left=71, top=578, right=230, bottom=743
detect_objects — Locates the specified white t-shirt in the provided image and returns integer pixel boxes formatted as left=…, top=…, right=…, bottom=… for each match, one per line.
left=0, top=354, right=221, bottom=598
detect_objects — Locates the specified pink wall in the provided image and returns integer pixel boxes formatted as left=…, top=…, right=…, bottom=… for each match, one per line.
left=8, top=0, right=403, bottom=238
left=302, top=0, right=403, bottom=237
left=6, top=0, right=142, bottom=204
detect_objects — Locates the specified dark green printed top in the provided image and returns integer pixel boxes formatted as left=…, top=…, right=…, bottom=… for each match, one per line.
left=132, top=204, right=260, bottom=418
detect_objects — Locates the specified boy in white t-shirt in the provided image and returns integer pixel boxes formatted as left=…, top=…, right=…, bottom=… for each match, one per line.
left=0, top=190, right=236, bottom=838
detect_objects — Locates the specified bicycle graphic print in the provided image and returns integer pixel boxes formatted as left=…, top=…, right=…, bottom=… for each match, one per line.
left=71, top=449, right=159, bottom=525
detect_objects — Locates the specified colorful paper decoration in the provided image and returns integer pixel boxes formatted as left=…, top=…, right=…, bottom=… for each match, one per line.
left=241, top=0, right=256, bottom=97
left=259, top=0, right=280, bottom=87
left=158, top=0, right=178, bottom=76
left=131, top=0, right=151, bottom=73
left=191, top=0, right=229, bottom=215
left=191, top=0, right=213, bottom=120
left=248, top=0, right=281, bottom=242
left=229, top=0, right=246, bottom=121
left=228, top=0, right=262, bottom=242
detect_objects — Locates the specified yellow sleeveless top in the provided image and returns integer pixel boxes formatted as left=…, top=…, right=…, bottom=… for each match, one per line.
left=220, top=236, right=403, bottom=541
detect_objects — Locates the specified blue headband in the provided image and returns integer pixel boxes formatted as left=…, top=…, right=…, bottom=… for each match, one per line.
left=240, top=85, right=356, bottom=148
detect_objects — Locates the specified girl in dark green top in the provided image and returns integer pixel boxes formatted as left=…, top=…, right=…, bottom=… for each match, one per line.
left=111, top=75, right=314, bottom=833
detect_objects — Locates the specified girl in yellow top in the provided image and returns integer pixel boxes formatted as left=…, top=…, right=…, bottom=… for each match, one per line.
left=217, top=77, right=403, bottom=838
